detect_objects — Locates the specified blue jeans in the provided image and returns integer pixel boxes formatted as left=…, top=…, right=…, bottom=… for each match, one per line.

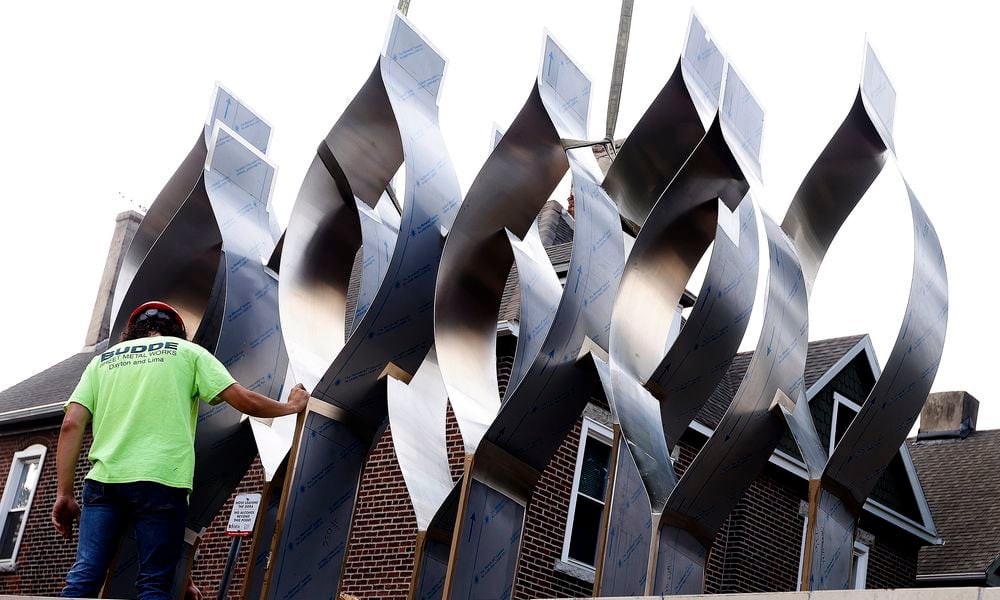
left=62, top=480, right=187, bottom=599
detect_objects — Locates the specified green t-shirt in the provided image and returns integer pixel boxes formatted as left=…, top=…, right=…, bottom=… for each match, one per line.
left=67, top=336, right=236, bottom=490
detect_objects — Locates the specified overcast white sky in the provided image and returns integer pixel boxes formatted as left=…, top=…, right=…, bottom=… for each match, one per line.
left=0, top=1, right=996, bottom=428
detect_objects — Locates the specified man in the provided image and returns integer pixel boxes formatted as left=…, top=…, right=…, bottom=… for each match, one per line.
left=52, top=301, right=309, bottom=599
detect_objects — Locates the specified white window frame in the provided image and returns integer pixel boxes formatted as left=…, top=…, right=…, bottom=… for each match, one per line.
left=0, top=444, right=46, bottom=570
left=829, top=392, right=862, bottom=456
left=561, top=417, right=612, bottom=570
left=851, top=540, right=870, bottom=590
left=796, top=514, right=809, bottom=591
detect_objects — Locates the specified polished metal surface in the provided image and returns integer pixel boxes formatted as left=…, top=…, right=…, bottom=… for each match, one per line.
left=484, top=146, right=623, bottom=471
left=602, top=12, right=722, bottom=233
left=654, top=212, right=808, bottom=595
left=387, top=347, right=453, bottom=532
left=264, top=12, right=462, bottom=599
left=433, top=34, right=584, bottom=456
left=104, top=87, right=286, bottom=599
left=109, top=88, right=273, bottom=337
left=779, top=43, right=948, bottom=591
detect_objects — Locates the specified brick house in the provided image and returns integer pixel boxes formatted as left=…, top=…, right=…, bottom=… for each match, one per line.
left=0, top=202, right=947, bottom=599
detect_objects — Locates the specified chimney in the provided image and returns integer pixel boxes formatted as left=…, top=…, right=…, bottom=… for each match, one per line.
left=917, top=391, right=980, bottom=441
left=83, top=210, right=144, bottom=350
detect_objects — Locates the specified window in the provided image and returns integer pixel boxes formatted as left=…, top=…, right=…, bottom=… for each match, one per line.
left=795, top=510, right=808, bottom=591
left=0, top=444, right=46, bottom=567
left=562, top=418, right=612, bottom=569
left=850, top=540, right=870, bottom=590
left=829, top=392, right=861, bottom=456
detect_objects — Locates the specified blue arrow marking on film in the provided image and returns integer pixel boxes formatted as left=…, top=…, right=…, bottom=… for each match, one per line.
left=540, top=349, right=555, bottom=374
left=573, top=266, right=582, bottom=293
left=547, top=51, right=555, bottom=77
left=224, top=97, right=232, bottom=119
left=467, top=512, right=477, bottom=542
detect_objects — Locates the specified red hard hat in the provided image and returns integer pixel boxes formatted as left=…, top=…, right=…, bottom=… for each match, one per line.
left=127, top=301, right=186, bottom=330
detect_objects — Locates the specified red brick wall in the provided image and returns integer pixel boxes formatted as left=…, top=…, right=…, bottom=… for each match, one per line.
left=340, top=425, right=419, bottom=599
left=703, top=466, right=806, bottom=593
left=0, top=424, right=88, bottom=596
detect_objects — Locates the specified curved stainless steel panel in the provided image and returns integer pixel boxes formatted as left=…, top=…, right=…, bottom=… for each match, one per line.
left=651, top=198, right=758, bottom=451
left=387, top=347, right=453, bottom=532
left=780, top=43, right=948, bottom=591
left=506, top=223, right=562, bottom=396
left=602, top=12, right=722, bottom=232
left=306, top=18, right=461, bottom=429
left=186, top=122, right=287, bottom=529
left=655, top=212, right=808, bottom=594
left=433, top=39, right=579, bottom=455
left=354, top=194, right=401, bottom=337
left=601, top=61, right=799, bottom=595
left=607, top=86, right=757, bottom=509
left=485, top=147, right=624, bottom=471
left=266, top=13, right=461, bottom=600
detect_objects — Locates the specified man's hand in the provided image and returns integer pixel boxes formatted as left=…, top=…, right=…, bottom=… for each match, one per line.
left=185, top=576, right=203, bottom=600
left=220, top=383, right=310, bottom=418
left=51, top=494, right=80, bottom=539
left=287, top=383, right=309, bottom=414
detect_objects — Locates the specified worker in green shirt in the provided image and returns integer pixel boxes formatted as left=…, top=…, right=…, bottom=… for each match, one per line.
left=52, top=301, right=309, bottom=599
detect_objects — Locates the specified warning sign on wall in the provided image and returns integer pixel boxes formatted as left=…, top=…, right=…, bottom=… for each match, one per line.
left=226, top=493, right=262, bottom=537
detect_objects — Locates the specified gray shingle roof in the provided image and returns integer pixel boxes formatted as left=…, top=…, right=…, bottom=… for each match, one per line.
left=0, top=351, right=93, bottom=416
left=694, top=334, right=867, bottom=430
left=536, top=200, right=575, bottom=247
left=909, top=429, right=1000, bottom=577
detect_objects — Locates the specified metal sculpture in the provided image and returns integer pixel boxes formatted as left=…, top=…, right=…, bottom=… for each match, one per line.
left=103, top=87, right=286, bottom=598
left=597, top=55, right=792, bottom=594
left=407, top=32, right=626, bottom=600
left=779, top=42, right=948, bottom=591
left=590, top=14, right=765, bottom=594
left=262, top=12, right=461, bottom=599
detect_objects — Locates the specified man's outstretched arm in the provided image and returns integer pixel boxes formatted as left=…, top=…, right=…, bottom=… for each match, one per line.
left=52, top=403, right=90, bottom=538
left=219, top=382, right=309, bottom=418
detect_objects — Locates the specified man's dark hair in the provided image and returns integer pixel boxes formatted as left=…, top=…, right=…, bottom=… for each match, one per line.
left=120, top=312, right=187, bottom=342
